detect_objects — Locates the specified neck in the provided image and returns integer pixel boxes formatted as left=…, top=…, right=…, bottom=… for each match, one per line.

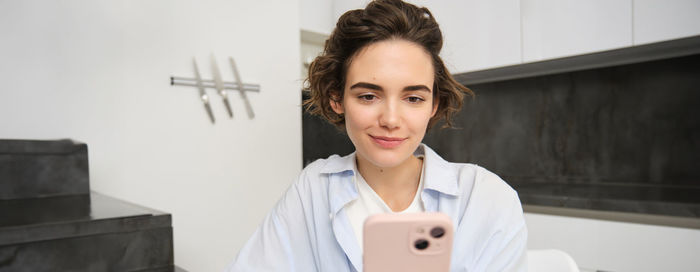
left=356, top=153, right=423, bottom=212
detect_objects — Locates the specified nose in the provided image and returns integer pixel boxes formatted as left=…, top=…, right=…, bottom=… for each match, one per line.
left=378, top=100, right=400, bottom=130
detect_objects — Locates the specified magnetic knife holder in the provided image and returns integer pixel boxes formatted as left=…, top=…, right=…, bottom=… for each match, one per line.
left=170, top=76, right=260, bottom=92
left=170, top=56, right=259, bottom=123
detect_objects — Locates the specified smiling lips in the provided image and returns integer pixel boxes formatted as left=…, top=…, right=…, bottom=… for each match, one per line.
left=370, top=135, right=406, bottom=148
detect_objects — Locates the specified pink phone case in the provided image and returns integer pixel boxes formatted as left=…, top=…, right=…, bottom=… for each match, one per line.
left=363, top=212, right=454, bottom=272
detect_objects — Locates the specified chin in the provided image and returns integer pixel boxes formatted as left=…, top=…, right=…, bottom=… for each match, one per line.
left=361, top=145, right=416, bottom=169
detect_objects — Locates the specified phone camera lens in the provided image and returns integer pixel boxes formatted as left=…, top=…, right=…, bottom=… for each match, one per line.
left=414, top=239, right=429, bottom=250
left=430, top=227, right=445, bottom=238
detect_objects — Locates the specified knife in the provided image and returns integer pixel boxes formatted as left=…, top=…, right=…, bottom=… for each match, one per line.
left=211, top=54, right=233, bottom=118
left=229, top=57, right=255, bottom=119
left=193, top=58, right=215, bottom=124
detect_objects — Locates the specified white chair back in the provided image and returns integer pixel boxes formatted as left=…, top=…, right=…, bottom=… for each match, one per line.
left=527, top=249, right=580, bottom=272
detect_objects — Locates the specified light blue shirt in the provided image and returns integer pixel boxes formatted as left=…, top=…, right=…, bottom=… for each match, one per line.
left=226, top=144, right=527, bottom=271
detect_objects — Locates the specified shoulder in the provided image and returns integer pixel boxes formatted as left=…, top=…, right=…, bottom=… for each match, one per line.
left=270, top=155, right=344, bottom=216
left=299, top=156, right=334, bottom=177
left=294, top=153, right=352, bottom=191
left=460, top=163, right=518, bottom=203
left=421, top=144, right=518, bottom=203
left=452, top=163, right=524, bottom=225
left=298, top=154, right=346, bottom=179
left=421, top=144, right=521, bottom=217
left=449, top=164, right=528, bottom=270
left=416, top=142, right=513, bottom=200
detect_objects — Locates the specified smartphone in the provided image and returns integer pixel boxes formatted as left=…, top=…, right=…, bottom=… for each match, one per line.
left=363, top=212, right=454, bottom=272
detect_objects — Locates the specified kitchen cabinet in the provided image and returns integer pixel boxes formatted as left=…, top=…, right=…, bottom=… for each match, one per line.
left=308, top=1, right=699, bottom=73
left=423, top=0, right=521, bottom=73
left=633, top=0, right=700, bottom=45
left=324, top=0, right=522, bottom=74
left=521, top=0, right=633, bottom=62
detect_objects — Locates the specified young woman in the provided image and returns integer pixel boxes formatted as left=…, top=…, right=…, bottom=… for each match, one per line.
left=227, top=1, right=527, bottom=271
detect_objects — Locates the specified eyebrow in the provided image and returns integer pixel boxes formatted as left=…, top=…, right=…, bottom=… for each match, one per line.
left=349, top=82, right=432, bottom=93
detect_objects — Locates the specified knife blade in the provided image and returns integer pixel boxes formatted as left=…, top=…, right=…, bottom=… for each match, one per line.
left=211, top=54, right=233, bottom=118
left=229, top=57, right=255, bottom=119
left=193, top=58, right=215, bottom=124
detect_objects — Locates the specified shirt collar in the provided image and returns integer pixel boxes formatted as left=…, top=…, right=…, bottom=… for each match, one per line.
left=320, top=152, right=356, bottom=174
left=322, top=152, right=358, bottom=218
left=418, top=144, right=461, bottom=196
left=320, top=144, right=461, bottom=197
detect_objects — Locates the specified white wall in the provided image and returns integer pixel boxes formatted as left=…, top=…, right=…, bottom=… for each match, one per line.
left=0, top=0, right=302, bottom=271
left=300, top=0, right=334, bottom=35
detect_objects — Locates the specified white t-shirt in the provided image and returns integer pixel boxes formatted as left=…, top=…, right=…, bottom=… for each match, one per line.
left=344, top=155, right=426, bottom=249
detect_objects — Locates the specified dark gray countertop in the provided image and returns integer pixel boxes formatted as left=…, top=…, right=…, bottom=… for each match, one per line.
left=513, top=182, right=700, bottom=229
left=523, top=204, right=700, bottom=230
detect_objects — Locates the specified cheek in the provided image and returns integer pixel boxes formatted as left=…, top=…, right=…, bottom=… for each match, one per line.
left=408, top=107, right=434, bottom=130
left=344, top=104, right=376, bottom=130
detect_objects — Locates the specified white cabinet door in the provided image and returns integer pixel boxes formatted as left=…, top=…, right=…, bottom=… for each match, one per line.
left=522, top=0, right=633, bottom=62
left=634, top=0, right=700, bottom=45
left=331, top=0, right=522, bottom=74
left=415, top=0, right=522, bottom=73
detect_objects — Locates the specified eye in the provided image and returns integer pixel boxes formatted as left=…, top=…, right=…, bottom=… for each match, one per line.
left=406, top=96, right=425, bottom=103
left=358, top=94, right=376, bottom=101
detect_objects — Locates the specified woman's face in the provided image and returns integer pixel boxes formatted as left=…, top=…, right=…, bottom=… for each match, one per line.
left=331, top=39, right=437, bottom=169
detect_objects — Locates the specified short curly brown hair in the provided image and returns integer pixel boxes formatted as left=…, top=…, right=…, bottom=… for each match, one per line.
left=304, top=0, right=472, bottom=130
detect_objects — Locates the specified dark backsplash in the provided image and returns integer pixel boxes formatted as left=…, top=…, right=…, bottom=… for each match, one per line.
left=425, top=54, right=700, bottom=187
left=303, top=54, right=700, bottom=188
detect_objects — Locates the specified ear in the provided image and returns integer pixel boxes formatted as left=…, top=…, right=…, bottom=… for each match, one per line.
left=430, top=98, right=438, bottom=118
left=330, top=97, right=344, bottom=114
